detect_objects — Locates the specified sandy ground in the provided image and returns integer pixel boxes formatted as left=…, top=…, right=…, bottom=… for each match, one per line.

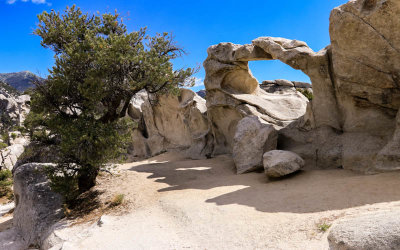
left=41, top=151, right=400, bottom=250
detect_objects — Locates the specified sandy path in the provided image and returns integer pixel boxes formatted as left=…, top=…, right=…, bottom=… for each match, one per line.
left=49, top=152, right=400, bottom=249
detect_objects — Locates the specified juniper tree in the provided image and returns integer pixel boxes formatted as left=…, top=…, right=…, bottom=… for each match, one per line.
left=26, top=5, right=194, bottom=195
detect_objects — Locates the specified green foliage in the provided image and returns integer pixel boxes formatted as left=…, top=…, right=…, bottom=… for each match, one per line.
left=317, top=223, right=331, bottom=232
left=297, top=88, right=313, bottom=101
left=0, top=169, right=13, bottom=199
left=23, top=87, right=35, bottom=96
left=0, top=142, right=7, bottom=150
left=15, top=126, right=27, bottom=134
left=45, top=165, right=80, bottom=204
left=1, top=133, right=9, bottom=146
left=26, top=5, right=194, bottom=197
left=10, top=133, right=17, bottom=140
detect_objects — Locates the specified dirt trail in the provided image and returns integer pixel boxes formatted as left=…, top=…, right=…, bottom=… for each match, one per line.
left=31, top=152, right=400, bottom=249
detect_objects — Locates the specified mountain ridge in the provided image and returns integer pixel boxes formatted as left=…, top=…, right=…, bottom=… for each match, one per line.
left=0, top=71, right=43, bottom=92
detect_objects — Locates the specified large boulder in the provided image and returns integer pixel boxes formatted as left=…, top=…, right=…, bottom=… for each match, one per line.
left=233, top=116, right=277, bottom=174
left=129, top=89, right=213, bottom=159
left=328, top=210, right=400, bottom=250
left=13, top=163, right=64, bottom=248
left=263, top=150, right=305, bottom=178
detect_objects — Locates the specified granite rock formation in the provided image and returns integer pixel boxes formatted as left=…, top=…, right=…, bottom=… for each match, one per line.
left=233, top=115, right=278, bottom=174
left=203, top=0, right=400, bottom=173
left=13, top=163, right=64, bottom=248
left=203, top=42, right=309, bottom=158
left=129, top=89, right=212, bottom=159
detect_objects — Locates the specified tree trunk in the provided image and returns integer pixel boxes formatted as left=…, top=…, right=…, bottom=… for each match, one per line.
left=78, top=166, right=98, bottom=193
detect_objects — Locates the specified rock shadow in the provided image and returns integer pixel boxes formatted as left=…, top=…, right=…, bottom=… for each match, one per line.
left=128, top=153, right=400, bottom=214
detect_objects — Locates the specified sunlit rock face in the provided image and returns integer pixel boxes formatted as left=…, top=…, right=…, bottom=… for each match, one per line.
left=203, top=41, right=309, bottom=156
left=329, top=0, right=400, bottom=172
left=128, top=89, right=213, bottom=160
left=127, top=0, right=400, bottom=174
left=203, top=0, right=400, bottom=173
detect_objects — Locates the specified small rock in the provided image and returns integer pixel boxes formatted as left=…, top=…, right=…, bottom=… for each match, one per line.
left=263, top=150, right=304, bottom=177
left=97, top=215, right=112, bottom=227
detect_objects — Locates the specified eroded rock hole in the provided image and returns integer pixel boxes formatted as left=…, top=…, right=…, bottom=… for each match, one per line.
left=248, top=60, right=311, bottom=92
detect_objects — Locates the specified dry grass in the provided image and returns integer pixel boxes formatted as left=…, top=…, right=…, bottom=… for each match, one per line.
left=64, top=171, right=131, bottom=226
left=110, top=194, right=125, bottom=207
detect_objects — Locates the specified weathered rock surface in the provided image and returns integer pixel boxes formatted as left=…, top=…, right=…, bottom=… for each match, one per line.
left=0, top=131, right=30, bottom=170
left=263, top=150, right=304, bottom=177
left=260, top=80, right=312, bottom=95
left=13, top=163, right=64, bottom=248
left=233, top=116, right=277, bottom=174
left=203, top=0, right=400, bottom=173
left=1, top=143, right=25, bottom=170
left=0, top=93, right=30, bottom=130
left=203, top=42, right=309, bottom=155
left=328, top=210, right=400, bottom=250
left=129, top=89, right=212, bottom=159
left=328, top=0, right=400, bottom=172
left=0, top=86, right=31, bottom=170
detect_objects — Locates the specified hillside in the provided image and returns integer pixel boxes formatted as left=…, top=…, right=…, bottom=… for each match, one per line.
left=0, top=81, right=19, bottom=97
left=0, top=71, right=43, bottom=92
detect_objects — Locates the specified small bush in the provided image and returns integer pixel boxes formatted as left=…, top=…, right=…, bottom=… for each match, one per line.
left=110, top=194, right=125, bottom=207
left=0, top=169, right=13, bottom=199
left=317, top=222, right=331, bottom=232
left=0, top=142, right=8, bottom=150
left=10, top=133, right=17, bottom=140
left=1, top=133, right=9, bottom=145
left=46, top=165, right=80, bottom=205
left=14, top=126, right=27, bottom=134
left=297, top=88, right=313, bottom=101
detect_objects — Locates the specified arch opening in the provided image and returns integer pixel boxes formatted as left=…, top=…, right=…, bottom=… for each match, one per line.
left=248, top=60, right=311, bottom=85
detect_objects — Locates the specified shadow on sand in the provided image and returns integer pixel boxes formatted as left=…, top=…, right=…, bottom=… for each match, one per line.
left=128, top=153, right=400, bottom=214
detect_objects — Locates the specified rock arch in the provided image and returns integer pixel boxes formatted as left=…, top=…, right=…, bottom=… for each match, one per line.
left=203, top=0, right=400, bottom=172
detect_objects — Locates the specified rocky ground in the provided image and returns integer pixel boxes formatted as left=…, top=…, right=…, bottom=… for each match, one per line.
left=5, top=151, right=397, bottom=249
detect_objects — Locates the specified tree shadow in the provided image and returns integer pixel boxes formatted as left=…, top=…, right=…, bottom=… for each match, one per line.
left=129, top=153, right=400, bottom=213
left=0, top=217, right=12, bottom=232
left=68, top=189, right=104, bottom=219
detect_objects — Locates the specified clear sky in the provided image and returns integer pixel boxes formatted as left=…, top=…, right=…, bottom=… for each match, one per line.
left=0, top=0, right=348, bottom=91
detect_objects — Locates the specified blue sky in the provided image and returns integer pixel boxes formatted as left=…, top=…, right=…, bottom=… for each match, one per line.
left=0, top=0, right=348, bottom=91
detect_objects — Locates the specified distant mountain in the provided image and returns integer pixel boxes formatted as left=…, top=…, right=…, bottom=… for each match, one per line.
left=196, top=90, right=206, bottom=99
left=0, top=71, right=43, bottom=92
